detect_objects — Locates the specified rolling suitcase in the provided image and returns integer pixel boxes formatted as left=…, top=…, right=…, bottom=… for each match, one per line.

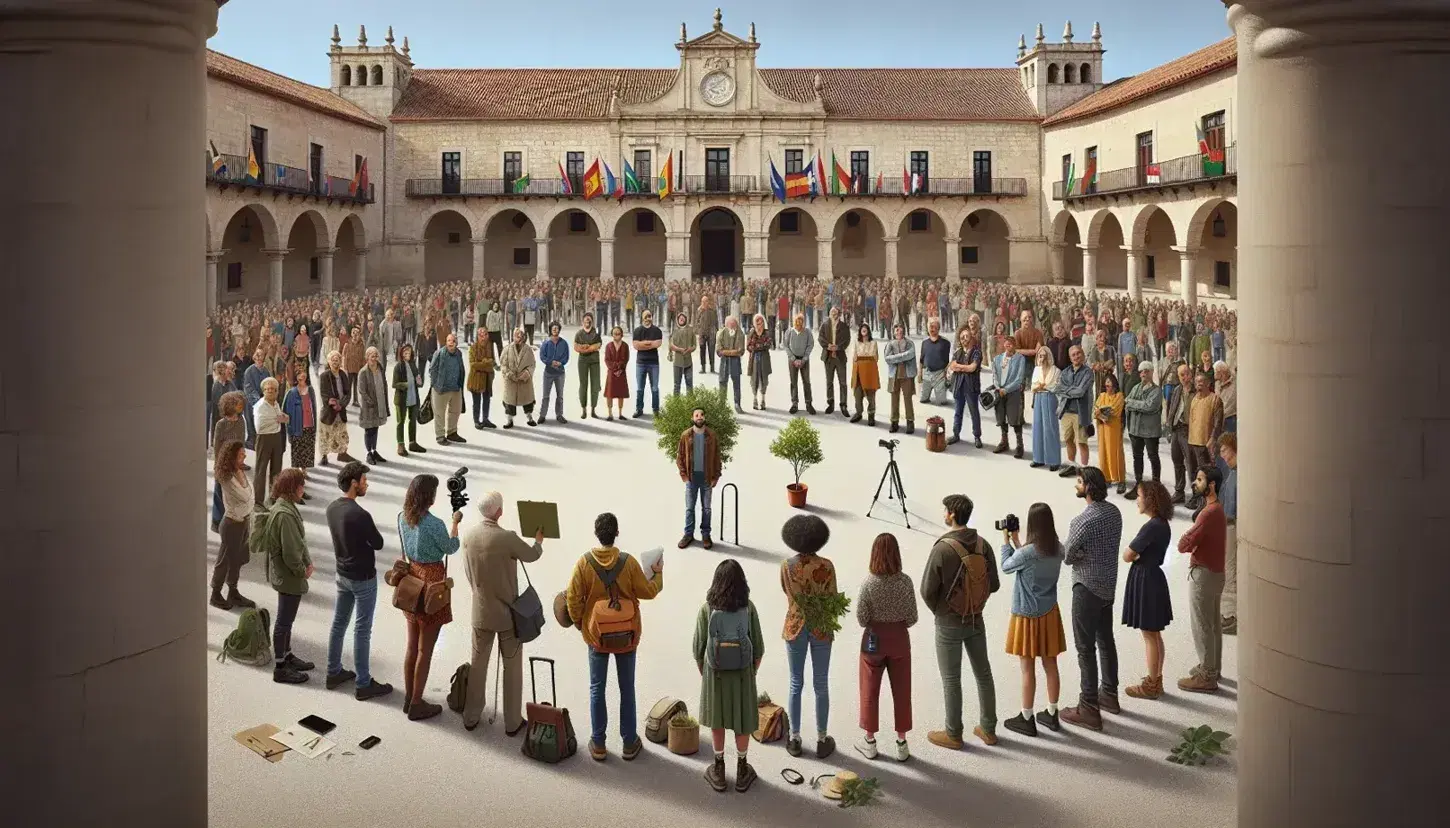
left=521, top=656, right=577, bottom=763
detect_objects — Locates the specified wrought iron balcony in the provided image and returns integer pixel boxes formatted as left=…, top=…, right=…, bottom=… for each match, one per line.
left=681, top=175, right=758, bottom=194
left=874, top=177, right=1029, bottom=197
left=406, top=177, right=615, bottom=197
left=1052, top=145, right=1237, bottom=200
left=206, top=152, right=374, bottom=203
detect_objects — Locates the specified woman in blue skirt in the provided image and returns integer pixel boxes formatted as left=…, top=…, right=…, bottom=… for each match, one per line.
left=1028, top=346, right=1062, bottom=471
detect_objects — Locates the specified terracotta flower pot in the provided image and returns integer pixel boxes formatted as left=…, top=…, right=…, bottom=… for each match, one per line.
left=786, top=483, right=808, bottom=508
left=668, top=721, right=700, bottom=755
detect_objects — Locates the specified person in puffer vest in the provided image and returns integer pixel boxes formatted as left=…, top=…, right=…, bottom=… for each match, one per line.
left=565, top=512, right=663, bottom=762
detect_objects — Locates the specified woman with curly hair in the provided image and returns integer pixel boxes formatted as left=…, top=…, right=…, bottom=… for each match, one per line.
left=855, top=533, right=917, bottom=761
left=210, top=440, right=255, bottom=611
left=693, top=559, right=764, bottom=794
left=778, top=514, right=837, bottom=760
left=1122, top=480, right=1175, bottom=700
left=396, top=474, right=460, bottom=721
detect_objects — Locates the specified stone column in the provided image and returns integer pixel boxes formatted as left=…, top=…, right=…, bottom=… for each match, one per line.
left=1173, top=245, right=1197, bottom=308
left=0, top=2, right=216, bottom=827
left=1080, top=245, right=1098, bottom=291
left=816, top=235, right=833, bottom=282
left=742, top=230, right=770, bottom=281
left=1049, top=242, right=1067, bottom=285
left=1229, top=3, right=1450, bottom=827
left=664, top=230, right=692, bottom=282
left=471, top=239, right=486, bottom=283
left=883, top=235, right=899, bottom=280
left=263, top=248, right=288, bottom=303
left=205, top=250, right=223, bottom=312
left=1123, top=246, right=1144, bottom=302
left=355, top=247, right=369, bottom=291
left=945, top=235, right=962, bottom=282
left=317, top=247, right=335, bottom=294
left=534, top=237, right=550, bottom=279
left=599, top=235, right=615, bottom=281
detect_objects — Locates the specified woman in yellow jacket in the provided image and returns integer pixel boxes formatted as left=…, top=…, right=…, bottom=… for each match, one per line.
left=1095, top=373, right=1128, bottom=495
left=467, top=330, right=495, bottom=429
left=565, top=512, right=664, bottom=761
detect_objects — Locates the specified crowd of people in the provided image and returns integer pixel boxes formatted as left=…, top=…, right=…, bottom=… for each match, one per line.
left=208, top=273, right=1240, bottom=792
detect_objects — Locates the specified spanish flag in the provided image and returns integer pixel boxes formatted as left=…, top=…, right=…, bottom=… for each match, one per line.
left=582, top=159, right=603, bottom=200
left=244, top=145, right=261, bottom=183
left=658, top=152, right=674, bottom=199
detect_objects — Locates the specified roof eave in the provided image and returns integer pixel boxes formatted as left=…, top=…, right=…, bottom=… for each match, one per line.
left=209, top=73, right=387, bottom=131
left=1042, top=59, right=1237, bottom=128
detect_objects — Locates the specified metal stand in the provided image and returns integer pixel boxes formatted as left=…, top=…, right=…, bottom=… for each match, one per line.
left=867, top=449, right=910, bottom=528
left=719, top=482, right=739, bottom=544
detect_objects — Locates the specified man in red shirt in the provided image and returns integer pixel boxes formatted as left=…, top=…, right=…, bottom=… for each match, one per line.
left=1176, top=465, right=1226, bottom=694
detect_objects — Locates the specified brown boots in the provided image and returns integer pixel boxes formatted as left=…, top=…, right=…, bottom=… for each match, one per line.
left=1125, top=675, right=1164, bottom=700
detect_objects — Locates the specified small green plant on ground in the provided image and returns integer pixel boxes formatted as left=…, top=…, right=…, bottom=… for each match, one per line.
left=769, top=416, right=824, bottom=488
left=838, top=776, right=881, bottom=808
left=757, top=692, right=773, bottom=706
left=653, top=387, right=739, bottom=467
left=794, top=591, right=852, bottom=639
left=1168, top=725, right=1232, bottom=765
left=670, top=713, right=698, bottom=728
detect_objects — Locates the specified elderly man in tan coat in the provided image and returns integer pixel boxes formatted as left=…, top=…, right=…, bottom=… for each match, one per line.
left=499, top=327, right=538, bottom=428
left=460, top=490, right=545, bottom=733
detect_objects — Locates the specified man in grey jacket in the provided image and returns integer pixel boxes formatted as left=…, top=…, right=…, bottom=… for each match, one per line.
left=783, top=313, right=816, bottom=415
left=882, top=324, right=918, bottom=434
left=1122, top=363, right=1163, bottom=501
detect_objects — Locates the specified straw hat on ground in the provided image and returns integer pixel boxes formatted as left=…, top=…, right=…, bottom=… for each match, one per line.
left=821, top=771, right=859, bottom=800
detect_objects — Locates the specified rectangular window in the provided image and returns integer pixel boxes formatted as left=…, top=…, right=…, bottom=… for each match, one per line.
left=308, top=143, right=324, bottom=194
left=1085, top=146, right=1098, bottom=194
left=249, top=126, right=268, bottom=183
left=908, top=210, right=931, bottom=233
left=778, top=210, right=800, bottom=233
left=910, top=151, right=930, bottom=193
left=972, top=150, right=993, bottom=193
left=961, top=246, right=979, bottom=265
left=513, top=247, right=531, bottom=266
left=1061, top=153, right=1072, bottom=187
left=309, top=257, right=320, bottom=282
left=633, top=149, right=651, bottom=187
left=849, top=150, right=870, bottom=194
left=784, top=149, right=804, bottom=175
left=503, top=151, right=523, bottom=191
left=447, top=232, right=461, bottom=245
left=1136, top=131, right=1154, bottom=186
left=226, top=262, right=242, bottom=291
left=441, top=151, right=461, bottom=195
left=1202, top=111, right=1227, bottom=154
left=566, top=151, right=585, bottom=195
left=568, top=211, right=587, bottom=233
left=1214, top=260, right=1232, bottom=288
left=1146, top=255, right=1157, bottom=280
left=705, top=147, right=730, bottom=192
left=635, top=211, right=655, bottom=234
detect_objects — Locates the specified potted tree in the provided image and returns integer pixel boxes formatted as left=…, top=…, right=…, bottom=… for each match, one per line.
left=770, top=417, right=823, bottom=508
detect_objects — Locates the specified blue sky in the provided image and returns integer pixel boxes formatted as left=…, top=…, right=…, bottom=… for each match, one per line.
left=212, top=0, right=1231, bottom=86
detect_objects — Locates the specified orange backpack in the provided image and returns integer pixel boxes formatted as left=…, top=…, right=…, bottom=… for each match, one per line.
left=587, top=556, right=639, bottom=653
left=942, top=535, right=993, bottom=619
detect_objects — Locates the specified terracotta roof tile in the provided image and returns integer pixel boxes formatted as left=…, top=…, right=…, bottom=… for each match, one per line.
left=392, top=67, right=1038, bottom=122
left=206, top=50, right=385, bottom=130
left=1043, top=37, right=1236, bottom=127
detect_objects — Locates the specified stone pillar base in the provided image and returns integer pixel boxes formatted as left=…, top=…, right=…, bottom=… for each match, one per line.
left=664, top=261, right=692, bottom=282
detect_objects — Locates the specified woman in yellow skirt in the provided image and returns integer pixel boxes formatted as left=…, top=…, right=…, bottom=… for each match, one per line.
left=999, top=503, right=1066, bottom=737
left=849, top=324, right=880, bottom=427
left=1095, top=373, right=1127, bottom=495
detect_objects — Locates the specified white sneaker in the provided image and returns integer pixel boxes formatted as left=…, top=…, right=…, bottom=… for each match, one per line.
left=854, top=738, right=878, bottom=760
left=894, top=740, right=910, bottom=762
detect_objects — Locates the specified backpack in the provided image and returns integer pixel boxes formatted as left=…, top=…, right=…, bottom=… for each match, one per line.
left=216, top=607, right=272, bottom=667
left=248, top=505, right=275, bottom=564
left=447, top=663, right=470, bottom=714
left=942, top=534, right=994, bottom=620
left=706, top=608, right=753, bottom=672
left=587, top=555, right=638, bottom=654
left=645, top=697, right=688, bottom=744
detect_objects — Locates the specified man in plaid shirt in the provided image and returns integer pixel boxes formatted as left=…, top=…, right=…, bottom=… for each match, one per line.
left=1059, top=467, right=1123, bottom=731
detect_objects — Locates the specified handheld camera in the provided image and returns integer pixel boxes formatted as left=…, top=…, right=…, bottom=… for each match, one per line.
left=446, top=467, right=469, bottom=514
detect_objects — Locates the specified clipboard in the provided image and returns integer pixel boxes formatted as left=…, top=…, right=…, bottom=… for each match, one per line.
left=233, top=724, right=289, bottom=763
left=517, top=500, right=560, bottom=539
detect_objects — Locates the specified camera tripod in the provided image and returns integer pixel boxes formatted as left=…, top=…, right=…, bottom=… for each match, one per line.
left=866, top=442, right=910, bottom=528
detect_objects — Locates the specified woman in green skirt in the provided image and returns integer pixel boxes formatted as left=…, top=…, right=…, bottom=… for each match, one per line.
left=693, top=559, right=765, bottom=793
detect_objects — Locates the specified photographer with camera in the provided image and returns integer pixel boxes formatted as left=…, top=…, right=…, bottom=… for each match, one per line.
left=392, top=474, right=462, bottom=721
left=998, top=505, right=1066, bottom=737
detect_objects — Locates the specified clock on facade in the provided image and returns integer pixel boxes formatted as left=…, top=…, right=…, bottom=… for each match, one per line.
left=700, top=71, right=735, bottom=106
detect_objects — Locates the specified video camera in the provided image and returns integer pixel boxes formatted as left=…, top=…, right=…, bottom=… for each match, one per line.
left=878, top=439, right=900, bottom=451
left=994, top=514, right=1020, bottom=533
left=446, top=467, right=470, bottom=514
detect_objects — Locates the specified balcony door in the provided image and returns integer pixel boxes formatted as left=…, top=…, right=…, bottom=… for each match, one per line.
left=705, top=148, right=730, bottom=192
left=441, top=151, right=461, bottom=195
left=309, top=143, right=323, bottom=194
left=972, top=151, right=992, bottom=194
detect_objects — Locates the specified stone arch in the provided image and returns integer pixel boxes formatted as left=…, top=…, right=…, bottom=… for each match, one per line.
left=768, top=207, right=819, bottom=277
left=546, top=208, right=601, bottom=278
left=282, top=209, right=328, bottom=298
left=334, top=214, right=365, bottom=291
left=1083, top=207, right=1120, bottom=249
left=218, top=204, right=278, bottom=302
left=832, top=207, right=886, bottom=278
left=288, top=209, right=330, bottom=250
left=540, top=202, right=605, bottom=240
left=483, top=208, right=537, bottom=279
left=960, top=209, right=1012, bottom=282
left=1080, top=63, right=1092, bottom=84
left=614, top=207, right=667, bottom=278
left=1047, top=63, right=1060, bottom=83
left=340, top=65, right=351, bottom=86
left=897, top=206, right=947, bottom=279
left=1133, top=205, right=1180, bottom=290
left=217, top=201, right=279, bottom=250
left=691, top=206, right=745, bottom=276
left=1186, top=198, right=1238, bottom=297
left=423, top=209, right=473, bottom=284
left=1064, top=63, right=1077, bottom=83
left=1094, top=212, right=1128, bottom=289
left=1050, top=209, right=1080, bottom=245
left=1058, top=212, right=1084, bottom=286
left=1182, top=196, right=1237, bottom=247
left=355, top=65, right=368, bottom=86
left=370, top=65, right=383, bottom=85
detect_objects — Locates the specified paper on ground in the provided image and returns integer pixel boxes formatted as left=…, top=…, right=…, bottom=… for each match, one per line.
left=272, top=725, right=336, bottom=759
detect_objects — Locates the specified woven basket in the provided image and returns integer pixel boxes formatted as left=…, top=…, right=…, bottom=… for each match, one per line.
left=667, top=719, right=700, bottom=755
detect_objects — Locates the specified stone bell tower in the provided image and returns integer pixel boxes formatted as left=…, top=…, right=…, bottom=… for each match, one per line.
left=1016, top=21, right=1105, bottom=117
left=329, top=23, right=413, bottom=119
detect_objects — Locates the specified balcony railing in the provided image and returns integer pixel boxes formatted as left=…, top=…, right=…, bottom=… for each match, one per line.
left=1053, top=145, right=1236, bottom=200
left=682, top=175, right=758, bottom=194
left=784, top=175, right=1030, bottom=197
left=404, top=173, right=1029, bottom=199
left=407, top=177, right=620, bottom=197
left=206, top=152, right=374, bottom=203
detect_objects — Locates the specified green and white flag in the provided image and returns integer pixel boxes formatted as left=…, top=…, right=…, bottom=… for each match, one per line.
left=511, top=173, right=531, bottom=193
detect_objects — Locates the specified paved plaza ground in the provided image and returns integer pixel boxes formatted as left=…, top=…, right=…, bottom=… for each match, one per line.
left=207, top=326, right=1236, bottom=828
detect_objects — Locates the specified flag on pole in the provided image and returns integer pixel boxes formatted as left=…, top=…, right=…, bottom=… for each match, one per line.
left=875, top=171, right=883, bottom=195
left=658, top=152, right=674, bottom=199
left=605, top=162, right=622, bottom=200
left=910, top=172, right=922, bottom=194
left=830, top=152, right=850, bottom=195
left=558, top=161, right=573, bottom=194
left=784, top=171, right=810, bottom=199
left=814, top=153, right=827, bottom=197
left=209, top=141, right=228, bottom=177
left=244, top=145, right=261, bottom=183
left=622, top=160, right=641, bottom=195
left=1196, top=123, right=1226, bottom=176
left=512, top=173, right=531, bottom=193
left=806, top=160, right=821, bottom=197
left=582, top=159, right=603, bottom=200
left=1145, top=163, right=1161, bottom=184
left=349, top=158, right=369, bottom=197
left=902, top=167, right=911, bottom=198
left=769, top=158, right=786, bottom=203
left=1065, top=160, right=1078, bottom=198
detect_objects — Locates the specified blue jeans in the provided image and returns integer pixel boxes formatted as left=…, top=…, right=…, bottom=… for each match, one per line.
left=634, top=362, right=660, bottom=413
left=1224, top=415, right=1237, bottom=433
left=211, top=481, right=223, bottom=525
left=588, top=648, right=638, bottom=746
left=673, top=365, right=693, bottom=395
left=951, top=387, right=982, bottom=439
left=684, top=476, right=713, bottom=537
left=539, top=372, right=565, bottom=417
left=786, top=630, right=833, bottom=736
left=327, top=575, right=378, bottom=687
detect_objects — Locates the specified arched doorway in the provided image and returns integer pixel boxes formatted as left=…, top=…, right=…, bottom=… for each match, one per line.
left=832, top=208, right=885, bottom=277
left=1056, top=213, right=1084, bottom=286
left=283, top=210, right=327, bottom=298
left=218, top=204, right=277, bottom=303
left=1194, top=201, right=1237, bottom=297
left=691, top=207, right=743, bottom=277
left=1138, top=206, right=1179, bottom=291
left=484, top=209, right=536, bottom=279
left=768, top=208, right=818, bottom=277
left=547, top=209, right=600, bottom=278
left=614, top=207, right=666, bottom=278
left=960, top=209, right=1011, bottom=282
left=897, top=208, right=945, bottom=279
left=334, top=214, right=365, bottom=291
left=1094, top=213, right=1128, bottom=288
left=423, top=210, right=472, bottom=284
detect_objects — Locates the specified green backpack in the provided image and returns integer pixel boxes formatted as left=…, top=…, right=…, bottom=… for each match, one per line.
left=217, top=607, right=273, bottom=667
left=248, top=504, right=276, bottom=564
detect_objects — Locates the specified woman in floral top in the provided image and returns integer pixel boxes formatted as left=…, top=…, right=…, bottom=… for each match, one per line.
left=778, top=515, right=838, bottom=760
left=746, top=313, right=772, bottom=410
